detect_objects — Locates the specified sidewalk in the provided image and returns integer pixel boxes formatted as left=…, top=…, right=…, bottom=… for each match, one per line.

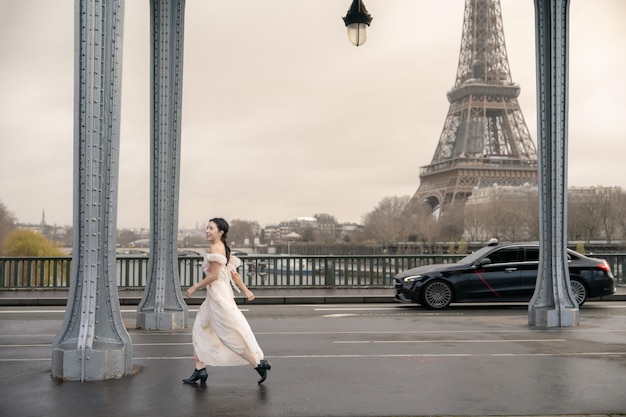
left=1, top=286, right=625, bottom=306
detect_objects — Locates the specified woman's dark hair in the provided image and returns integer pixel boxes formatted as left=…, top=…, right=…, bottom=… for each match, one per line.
left=209, top=217, right=231, bottom=262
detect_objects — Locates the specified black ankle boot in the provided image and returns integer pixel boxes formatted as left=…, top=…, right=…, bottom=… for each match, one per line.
left=255, top=359, right=271, bottom=385
left=183, top=367, right=208, bottom=385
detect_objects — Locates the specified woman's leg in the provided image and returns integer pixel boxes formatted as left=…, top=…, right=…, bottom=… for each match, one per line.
left=195, top=355, right=205, bottom=370
left=183, top=356, right=208, bottom=385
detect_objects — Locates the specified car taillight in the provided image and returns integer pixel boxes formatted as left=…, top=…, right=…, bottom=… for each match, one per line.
left=598, top=262, right=611, bottom=272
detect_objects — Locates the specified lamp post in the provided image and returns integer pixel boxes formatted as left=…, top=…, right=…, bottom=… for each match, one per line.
left=342, top=0, right=373, bottom=46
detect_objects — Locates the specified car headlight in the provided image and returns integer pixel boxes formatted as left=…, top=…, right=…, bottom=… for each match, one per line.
left=403, top=275, right=424, bottom=283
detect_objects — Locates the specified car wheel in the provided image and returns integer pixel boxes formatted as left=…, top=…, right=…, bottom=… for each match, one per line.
left=570, top=279, right=587, bottom=306
left=422, top=280, right=453, bottom=309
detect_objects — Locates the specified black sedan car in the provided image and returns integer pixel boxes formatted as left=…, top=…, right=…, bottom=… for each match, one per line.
left=394, top=242, right=616, bottom=309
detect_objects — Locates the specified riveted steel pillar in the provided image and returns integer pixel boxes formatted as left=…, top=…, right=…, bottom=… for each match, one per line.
left=137, top=0, right=189, bottom=330
left=528, top=0, right=579, bottom=327
left=52, top=0, right=133, bottom=380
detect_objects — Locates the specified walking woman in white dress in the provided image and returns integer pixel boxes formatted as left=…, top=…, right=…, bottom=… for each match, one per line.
left=183, top=218, right=271, bottom=385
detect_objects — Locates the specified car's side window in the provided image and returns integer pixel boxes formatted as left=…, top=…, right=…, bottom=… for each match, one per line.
left=524, top=248, right=540, bottom=262
left=522, top=248, right=572, bottom=262
left=486, top=248, right=521, bottom=264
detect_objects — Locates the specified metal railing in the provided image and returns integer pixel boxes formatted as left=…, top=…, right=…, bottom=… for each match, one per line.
left=0, top=253, right=624, bottom=290
left=0, top=256, right=72, bottom=288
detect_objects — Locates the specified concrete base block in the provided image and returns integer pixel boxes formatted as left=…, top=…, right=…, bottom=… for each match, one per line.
left=137, top=310, right=188, bottom=330
left=529, top=305, right=579, bottom=327
left=52, top=343, right=132, bottom=381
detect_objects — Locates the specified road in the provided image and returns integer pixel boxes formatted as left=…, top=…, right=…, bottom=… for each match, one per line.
left=1, top=302, right=626, bottom=417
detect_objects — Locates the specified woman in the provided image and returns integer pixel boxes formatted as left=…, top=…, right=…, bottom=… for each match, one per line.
left=183, top=218, right=271, bottom=385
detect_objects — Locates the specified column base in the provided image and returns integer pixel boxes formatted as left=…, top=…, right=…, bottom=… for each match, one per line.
left=137, top=310, right=188, bottom=330
left=528, top=305, right=579, bottom=327
left=52, top=343, right=133, bottom=381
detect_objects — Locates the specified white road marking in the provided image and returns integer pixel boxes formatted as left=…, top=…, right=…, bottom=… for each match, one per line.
left=315, top=307, right=403, bottom=311
left=0, top=310, right=68, bottom=314
left=0, top=342, right=193, bottom=348
left=269, top=352, right=626, bottom=359
left=0, top=339, right=569, bottom=348
left=334, top=338, right=567, bottom=344
left=3, top=351, right=626, bottom=363
left=0, top=344, right=51, bottom=347
left=3, top=329, right=626, bottom=339
left=0, top=308, right=251, bottom=314
left=1, top=305, right=624, bottom=315
left=316, top=305, right=626, bottom=311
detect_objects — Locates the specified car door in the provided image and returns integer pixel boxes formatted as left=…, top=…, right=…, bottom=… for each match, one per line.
left=517, top=246, right=540, bottom=300
left=458, top=246, right=523, bottom=301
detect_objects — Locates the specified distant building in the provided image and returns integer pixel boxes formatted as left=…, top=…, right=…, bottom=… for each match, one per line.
left=569, top=186, right=621, bottom=199
left=463, top=184, right=624, bottom=242
left=465, top=183, right=537, bottom=206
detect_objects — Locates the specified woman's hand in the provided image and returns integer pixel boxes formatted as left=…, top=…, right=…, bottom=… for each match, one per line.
left=244, top=289, right=255, bottom=302
left=186, top=285, right=197, bottom=297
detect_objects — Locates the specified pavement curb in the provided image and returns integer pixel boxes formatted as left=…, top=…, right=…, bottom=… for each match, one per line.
left=2, top=296, right=625, bottom=306
left=1, top=287, right=624, bottom=306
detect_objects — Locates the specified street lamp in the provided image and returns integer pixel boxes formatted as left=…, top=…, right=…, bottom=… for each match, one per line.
left=342, top=0, right=373, bottom=47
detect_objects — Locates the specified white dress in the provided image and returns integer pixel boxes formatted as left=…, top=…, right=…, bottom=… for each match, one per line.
left=192, top=253, right=264, bottom=367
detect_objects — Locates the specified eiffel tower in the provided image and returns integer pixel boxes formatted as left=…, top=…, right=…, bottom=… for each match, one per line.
left=408, top=0, right=537, bottom=215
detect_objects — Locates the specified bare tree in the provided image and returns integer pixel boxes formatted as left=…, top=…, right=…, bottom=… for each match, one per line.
left=404, top=201, right=438, bottom=244
left=228, top=219, right=261, bottom=246
left=597, top=189, right=618, bottom=243
left=482, top=197, right=508, bottom=241
left=463, top=203, right=485, bottom=241
left=499, top=198, right=530, bottom=241
left=362, top=196, right=412, bottom=242
left=470, top=188, right=539, bottom=242
left=117, top=229, right=141, bottom=247
left=313, top=213, right=339, bottom=242
left=521, top=193, right=539, bottom=241
left=614, top=190, right=626, bottom=240
left=300, top=228, right=315, bottom=242
left=568, top=193, right=601, bottom=242
left=437, top=204, right=464, bottom=242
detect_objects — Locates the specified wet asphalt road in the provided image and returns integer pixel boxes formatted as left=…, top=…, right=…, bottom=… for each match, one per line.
left=1, top=302, right=626, bottom=417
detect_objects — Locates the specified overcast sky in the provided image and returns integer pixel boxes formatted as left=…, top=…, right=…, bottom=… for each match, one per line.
left=1, top=1, right=625, bottom=229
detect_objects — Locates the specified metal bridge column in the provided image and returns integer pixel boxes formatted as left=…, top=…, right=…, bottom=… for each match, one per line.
left=52, top=0, right=133, bottom=380
left=136, top=0, right=189, bottom=330
left=529, top=0, right=579, bottom=327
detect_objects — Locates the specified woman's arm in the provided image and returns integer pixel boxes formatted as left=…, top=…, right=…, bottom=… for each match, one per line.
left=185, top=260, right=221, bottom=297
left=230, top=270, right=255, bottom=301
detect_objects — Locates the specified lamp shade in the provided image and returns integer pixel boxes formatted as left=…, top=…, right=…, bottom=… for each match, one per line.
left=346, top=23, right=368, bottom=46
left=342, top=0, right=373, bottom=46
